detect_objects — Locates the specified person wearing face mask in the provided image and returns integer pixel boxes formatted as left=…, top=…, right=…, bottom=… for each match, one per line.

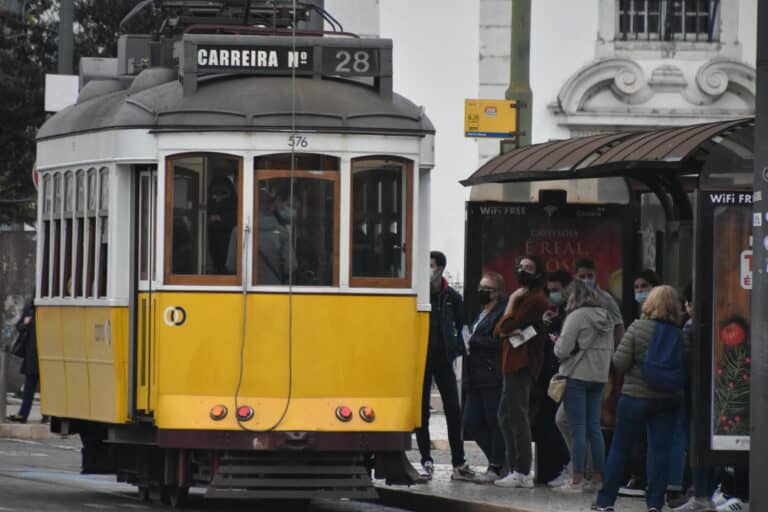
left=492, top=255, right=550, bottom=488
left=256, top=185, right=297, bottom=284
left=634, top=269, right=661, bottom=308
left=415, top=251, right=476, bottom=481
left=461, top=272, right=508, bottom=482
left=532, top=270, right=573, bottom=487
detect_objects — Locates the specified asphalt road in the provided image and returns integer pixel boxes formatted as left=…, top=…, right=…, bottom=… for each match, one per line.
left=0, top=436, right=411, bottom=512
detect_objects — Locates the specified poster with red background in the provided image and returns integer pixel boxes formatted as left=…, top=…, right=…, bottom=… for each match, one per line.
left=465, top=203, right=626, bottom=299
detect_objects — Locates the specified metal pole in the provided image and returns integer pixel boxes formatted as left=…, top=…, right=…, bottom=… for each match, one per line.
left=504, top=0, right=532, bottom=150
left=58, top=0, right=73, bottom=74
left=0, top=345, right=7, bottom=422
left=750, top=0, right=768, bottom=508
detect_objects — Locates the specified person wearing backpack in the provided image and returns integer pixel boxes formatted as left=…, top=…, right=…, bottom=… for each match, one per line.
left=593, top=285, right=687, bottom=512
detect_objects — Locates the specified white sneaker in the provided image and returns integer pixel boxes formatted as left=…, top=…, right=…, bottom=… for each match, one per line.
left=716, top=497, right=748, bottom=512
left=672, top=497, right=717, bottom=512
left=474, top=467, right=501, bottom=483
left=553, top=481, right=584, bottom=493
left=547, top=469, right=569, bottom=488
left=494, top=471, right=534, bottom=488
left=712, top=486, right=726, bottom=506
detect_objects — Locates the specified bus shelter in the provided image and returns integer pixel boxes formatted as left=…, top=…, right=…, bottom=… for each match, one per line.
left=461, top=117, right=754, bottom=465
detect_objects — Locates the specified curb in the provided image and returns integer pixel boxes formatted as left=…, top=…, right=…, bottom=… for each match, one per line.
left=376, top=486, right=538, bottom=512
left=0, top=423, right=56, bottom=441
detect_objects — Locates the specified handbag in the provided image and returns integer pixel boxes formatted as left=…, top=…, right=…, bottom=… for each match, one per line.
left=10, top=330, right=28, bottom=357
left=547, top=344, right=589, bottom=403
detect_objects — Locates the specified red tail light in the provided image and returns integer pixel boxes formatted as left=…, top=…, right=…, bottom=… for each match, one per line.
left=335, top=406, right=353, bottom=422
left=236, top=405, right=254, bottom=421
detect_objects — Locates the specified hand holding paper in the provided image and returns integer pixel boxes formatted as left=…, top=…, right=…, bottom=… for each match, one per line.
left=508, top=325, right=537, bottom=348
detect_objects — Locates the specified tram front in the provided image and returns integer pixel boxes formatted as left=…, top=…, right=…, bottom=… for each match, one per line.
left=34, top=3, right=435, bottom=502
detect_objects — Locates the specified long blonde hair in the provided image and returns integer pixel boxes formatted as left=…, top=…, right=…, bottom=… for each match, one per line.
left=641, top=285, right=681, bottom=324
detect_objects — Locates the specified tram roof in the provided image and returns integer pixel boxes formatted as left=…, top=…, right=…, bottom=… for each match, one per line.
left=461, top=117, right=754, bottom=186
left=37, top=72, right=435, bottom=141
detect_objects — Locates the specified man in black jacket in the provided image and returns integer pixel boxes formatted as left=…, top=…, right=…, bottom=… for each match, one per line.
left=416, top=251, right=475, bottom=481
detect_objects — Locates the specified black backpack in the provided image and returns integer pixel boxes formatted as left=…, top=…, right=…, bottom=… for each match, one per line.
left=642, top=320, right=684, bottom=392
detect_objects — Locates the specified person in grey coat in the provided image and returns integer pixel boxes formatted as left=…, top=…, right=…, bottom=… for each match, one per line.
left=553, top=280, right=613, bottom=492
left=594, top=285, right=686, bottom=512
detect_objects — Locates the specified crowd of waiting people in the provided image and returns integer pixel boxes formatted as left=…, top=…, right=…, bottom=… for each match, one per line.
left=420, top=250, right=749, bottom=512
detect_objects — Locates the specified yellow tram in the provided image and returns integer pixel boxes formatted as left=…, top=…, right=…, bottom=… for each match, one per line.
left=33, top=3, right=434, bottom=505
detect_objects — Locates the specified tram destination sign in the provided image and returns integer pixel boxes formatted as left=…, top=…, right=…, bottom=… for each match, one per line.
left=197, top=46, right=314, bottom=71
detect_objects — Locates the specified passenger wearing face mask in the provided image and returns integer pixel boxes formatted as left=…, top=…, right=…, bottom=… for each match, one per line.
left=415, top=251, right=476, bottom=481
left=492, top=255, right=550, bottom=488
left=461, top=271, right=508, bottom=483
left=256, top=186, right=297, bottom=285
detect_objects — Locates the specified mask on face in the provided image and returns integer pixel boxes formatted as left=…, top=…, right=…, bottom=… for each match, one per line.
left=276, top=207, right=294, bottom=224
left=430, top=268, right=441, bottom=282
left=516, top=270, right=537, bottom=287
left=581, top=277, right=597, bottom=290
left=635, top=290, right=650, bottom=305
left=477, top=290, right=492, bottom=305
left=549, top=291, right=564, bottom=306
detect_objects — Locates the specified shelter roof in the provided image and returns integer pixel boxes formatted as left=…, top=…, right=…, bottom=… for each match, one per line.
left=462, top=118, right=754, bottom=186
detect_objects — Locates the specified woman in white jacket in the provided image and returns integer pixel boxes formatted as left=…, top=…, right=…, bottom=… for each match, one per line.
left=554, top=279, right=614, bottom=492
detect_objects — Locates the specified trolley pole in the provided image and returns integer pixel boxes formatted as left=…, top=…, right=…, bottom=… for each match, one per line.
left=0, top=345, right=7, bottom=421
left=750, top=1, right=768, bottom=508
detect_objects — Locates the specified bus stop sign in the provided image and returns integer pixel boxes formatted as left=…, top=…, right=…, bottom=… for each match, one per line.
left=464, top=99, right=518, bottom=138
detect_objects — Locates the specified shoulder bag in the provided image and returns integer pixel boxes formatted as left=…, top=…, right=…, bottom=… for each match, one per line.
left=10, top=329, right=29, bottom=357
left=547, top=344, right=588, bottom=402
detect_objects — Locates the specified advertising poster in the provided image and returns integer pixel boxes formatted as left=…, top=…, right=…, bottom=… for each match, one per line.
left=465, top=202, right=626, bottom=298
left=709, top=194, right=752, bottom=451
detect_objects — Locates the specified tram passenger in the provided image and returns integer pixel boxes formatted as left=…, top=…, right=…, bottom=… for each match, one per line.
left=416, top=251, right=475, bottom=481
left=533, top=270, right=572, bottom=487
left=207, top=176, right=237, bottom=274
left=553, top=279, right=613, bottom=493
left=461, top=271, right=507, bottom=482
left=493, top=255, right=549, bottom=488
left=257, top=185, right=296, bottom=285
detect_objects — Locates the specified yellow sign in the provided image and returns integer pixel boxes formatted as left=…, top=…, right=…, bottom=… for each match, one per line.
left=464, top=99, right=518, bottom=138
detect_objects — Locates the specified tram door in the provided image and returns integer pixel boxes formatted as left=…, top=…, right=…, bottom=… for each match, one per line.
left=136, top=168, right=157, bottom=413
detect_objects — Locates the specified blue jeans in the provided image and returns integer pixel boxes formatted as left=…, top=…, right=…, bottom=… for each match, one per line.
left=692, top=466, right=719, bottom=498
left=563, top=378, right=605, bottom=475
left=596, top=394, right=681, bottom=510
left=648, top=400, right=687, bottom=489
left=463, top=386, right=505, bottom=469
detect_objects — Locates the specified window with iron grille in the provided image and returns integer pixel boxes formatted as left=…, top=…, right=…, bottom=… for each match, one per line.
left=617, top=0, right=720, bottom=42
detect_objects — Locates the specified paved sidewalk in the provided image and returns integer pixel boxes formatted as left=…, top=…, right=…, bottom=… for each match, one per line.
left=2, top=393, right=55, bottom=440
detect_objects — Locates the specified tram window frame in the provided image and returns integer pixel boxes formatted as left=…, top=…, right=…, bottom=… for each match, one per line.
left=164, top=153, right=243, bottom=286
left=85, top=168, right=97, bottom=297
left=97, top=168, right=109, bottom=297
left=40, top=174, right=52, bottom=297
left=63, top=171, right=74, bottom=297
left=52, top=173, right=62, bottom=296
left=349, top=157, right=413, bottom=289
left=138, top=169, right=157, bottom=282
left=252, top=154, right=341, bottom=287
left=74, top=170, right=85, bottom=296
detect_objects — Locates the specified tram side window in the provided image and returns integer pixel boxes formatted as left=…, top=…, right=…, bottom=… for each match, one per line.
left=350, top=158, right=412, bottom=288
left=52, top=173, right=62, bottom=296
left=98, top=168, right=109, bottom=297
left=253, top=154, right=340, bottom=286
left=74, top=170, right=85, bottom=296
left=40, top=174, right=51, bottom=296
left=63, top=171, right=74, bottom=296
left=86, top=169, right=97, bottom=297
left=166, top=154, right=241, bottom=284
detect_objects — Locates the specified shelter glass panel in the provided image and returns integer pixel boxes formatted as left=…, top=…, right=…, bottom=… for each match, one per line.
left=350, top=158, right=412, bottom=288
left=253, top=154, right=340, bottom=287
left=166, top=154, right=242, bottom=284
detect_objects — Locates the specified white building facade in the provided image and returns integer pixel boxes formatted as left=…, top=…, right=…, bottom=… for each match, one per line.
left=329, top=0, right=757, bottom=285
